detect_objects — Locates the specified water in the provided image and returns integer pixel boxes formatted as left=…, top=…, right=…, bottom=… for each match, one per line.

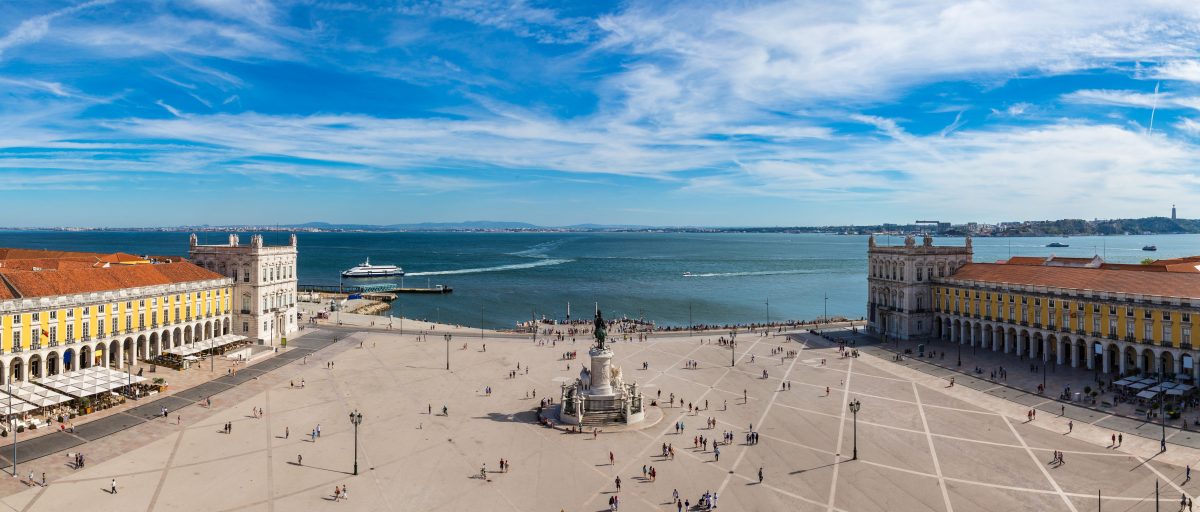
left=0, top=231, right=1195, bottom=329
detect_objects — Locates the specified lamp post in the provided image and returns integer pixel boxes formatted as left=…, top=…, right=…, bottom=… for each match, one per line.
left=444, top=334, right=452, bottom=371
left=348, top=410, right=363, bottom=475
left=1160, top=368, right=1167, bottom=451
left=765, top=297, right=770, bottom=327
left=823, top=292, right=829, bottom=329
left=848, top=399, right=861, bottom=460
left=730, top=330, right=737, bottom=367
left=957, top=338, right=962, bottom=367
left=8, top=377, right=14, bottom=477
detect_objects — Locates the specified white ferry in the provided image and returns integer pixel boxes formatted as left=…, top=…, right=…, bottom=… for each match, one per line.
left=341, top=258, right=405, bottom=278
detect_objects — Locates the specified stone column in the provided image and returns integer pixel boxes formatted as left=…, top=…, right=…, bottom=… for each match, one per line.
left=1174, top=352, right=1183, bottom=378
left=1089, top=343, right=1098, bottom=371
left=1056, top=340, right=1065, bottom=366
left=1118, top=347, right=1126, bottom=375
left=588, top=348, right=614, bottom=396
left=1004, top=331, right=1013, bottom=354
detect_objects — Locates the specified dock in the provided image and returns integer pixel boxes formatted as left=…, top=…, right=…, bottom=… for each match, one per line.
left=299, top=283, right=453, bottom=295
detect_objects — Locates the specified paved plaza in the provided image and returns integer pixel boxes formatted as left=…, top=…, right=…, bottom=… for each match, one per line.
left=0, top=325, right=1198, bottom=511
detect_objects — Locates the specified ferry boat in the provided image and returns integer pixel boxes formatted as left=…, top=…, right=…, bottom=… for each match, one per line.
left=1143, top=245, right=1158, bottom=252
left=1047, top=242, right=1069, bottom=248
left=341, top=258, right=404, bottom=278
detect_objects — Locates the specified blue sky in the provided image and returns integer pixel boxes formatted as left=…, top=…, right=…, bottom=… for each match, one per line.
left=3, top=1, right=1200, bottom=227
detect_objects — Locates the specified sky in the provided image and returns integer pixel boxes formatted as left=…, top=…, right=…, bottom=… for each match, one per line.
left=2, top=1, right=1200, bottom=227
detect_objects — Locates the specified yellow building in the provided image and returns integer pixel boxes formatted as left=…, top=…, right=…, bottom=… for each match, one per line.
left=0, top=248, right=232, bottom=382
left=869, top=236, right=1200, bottom=380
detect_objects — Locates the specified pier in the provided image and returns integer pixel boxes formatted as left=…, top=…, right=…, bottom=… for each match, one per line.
left=298, top=283, right=453, bottom=295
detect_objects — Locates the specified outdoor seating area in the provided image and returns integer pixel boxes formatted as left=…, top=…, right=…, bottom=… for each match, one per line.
left=37, top=366, right=149, bottom=399
left=154, top=334, right=249, bottom=369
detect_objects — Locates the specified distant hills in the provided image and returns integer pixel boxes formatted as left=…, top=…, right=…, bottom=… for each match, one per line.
left=9, top=216, right=1200, bottom=235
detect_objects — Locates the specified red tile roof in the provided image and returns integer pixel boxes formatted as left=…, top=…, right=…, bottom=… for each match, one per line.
left=947, top=263, right=1200, bottom=299
left=0, top=262, right=225, bottom=299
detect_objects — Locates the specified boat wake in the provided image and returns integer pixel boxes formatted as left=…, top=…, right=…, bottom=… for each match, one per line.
left=507, top=240, right=565, bottom=258
left=406, top=258, right=573, bottom=276
left=684, top=269, right=816, bottom=278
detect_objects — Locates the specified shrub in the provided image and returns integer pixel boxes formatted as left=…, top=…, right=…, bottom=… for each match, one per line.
left=16, top=425, right=24, bottom=433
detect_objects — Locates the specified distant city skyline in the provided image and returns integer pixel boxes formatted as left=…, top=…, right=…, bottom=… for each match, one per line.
left=2, top=1, right=1200, bottom=227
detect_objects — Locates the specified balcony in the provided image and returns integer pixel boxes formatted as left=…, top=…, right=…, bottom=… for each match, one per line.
left=1092, top=331, right=1102, bottom=338
left=984, top=315, right=992, bottom=321
left=1162, top=341, right=1175, bottom=348
left=1125, top=335, right=1136, bottom=342
left=1143, top=338, right=1154, bottom=344
left=81, top=336, right=90, bottom=342
left=1183, top=343, right=1194, bottom=350
left=1033, top=323, right=1042, bottom=329
left=1076, top=329, right=1087, bottom=335
left=1019, top=321, right=1029, bottom=327
left=1107, top=333, right=1118, bottom=340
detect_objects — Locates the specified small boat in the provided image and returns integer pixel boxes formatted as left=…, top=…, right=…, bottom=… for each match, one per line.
left=1143, top=245, right=1158, bottom=251
left=682, top=272, right=695, bottom=277
left=341, top=258, right=404, bottom=278
left=1047, top=242, right=1069, bottom=248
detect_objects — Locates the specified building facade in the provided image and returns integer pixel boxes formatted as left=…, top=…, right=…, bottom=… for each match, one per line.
left=188, top=234, right=298, bottom=346
left=0, top=248, right=232, bottom=384
left=867, top=234, right=972, bottom=340
left=869, top=237, right=1200, bottom=380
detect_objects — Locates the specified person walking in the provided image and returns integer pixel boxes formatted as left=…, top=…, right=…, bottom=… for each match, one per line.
left=758, top=467, right=764, bottom=483
left=615, top=476, right=621, bottom=492
left=298, top=454, right=303, bottom=466
left=111, top=478, right=117, bottom=494
left=285, top=427, right=289, bottom=439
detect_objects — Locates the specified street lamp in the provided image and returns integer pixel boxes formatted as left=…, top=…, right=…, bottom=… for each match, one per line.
left=957, top=338, right=962, bottom=367
left=848, top=399, right=861, bottom=460
left=1160, top=368, right=1167, bottom=451
left=444, top=334, right=452, bottom=371
left=348, top=410, right=363, bottom=475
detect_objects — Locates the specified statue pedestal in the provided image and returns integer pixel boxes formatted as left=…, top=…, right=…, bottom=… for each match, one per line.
left=588, top=347, right=614, bottom=396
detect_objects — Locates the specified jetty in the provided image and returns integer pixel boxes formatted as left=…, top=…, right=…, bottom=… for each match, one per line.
left=298, top=283, right=453, bottom=296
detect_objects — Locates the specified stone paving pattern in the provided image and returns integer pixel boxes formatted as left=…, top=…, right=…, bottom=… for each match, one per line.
left=0, top=325, right=1197, bottom=511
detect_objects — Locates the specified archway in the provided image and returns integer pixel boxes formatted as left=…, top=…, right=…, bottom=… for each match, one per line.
left=1161, top=351, right=1176, bottom=378
left=10, top=357, right=24, bottom=382
left=1141, top=348, right=1155, bottom=375
left=108, top=340, right=120, bottom=367
left=47, top=351, right=59, bottom=376
left=63, top=348, right=76, bottom=373
left=173, top=327, right=182, bottom=348
left=124, top=337, right=134, bottom=365
left=80, top=345, right=92, bottom=369
left=28, top=354, right=41, bottom=379
left=222, top=318, right=230, bottom=335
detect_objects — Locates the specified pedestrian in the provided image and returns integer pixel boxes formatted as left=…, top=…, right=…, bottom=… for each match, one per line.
left=1188, top=465, right=1192, bottom=483
left=41, top=472, right=45, bottom=487
left=298, top=454, right=303, bottom=466
left=334, top=485, right=341, bottom=502
left=758, top=467, right=763, bottom=483
left=285, top=427, right=289, bottom=439
left=111, top=478, right=117, bottom=494
left=1067, top=421, right=1072, bottom=433
left=615, top=476, right=621, bottom=492
left=609, top=451, right=615, bottom=465
left=1119, top=433, right=1123, bottom=446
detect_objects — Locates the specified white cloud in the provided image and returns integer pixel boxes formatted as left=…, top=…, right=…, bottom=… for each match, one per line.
left=1151, top=60, right=1200, bottom=83
left=0, top=1, right=111, bottom=57
left=1062, top=89, right=1200, bottom=111
left=155, top=100, right=186, bottom=118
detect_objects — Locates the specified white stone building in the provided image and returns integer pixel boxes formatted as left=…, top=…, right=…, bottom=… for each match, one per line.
left=188, top=233, right=298, bottom=346
left=867, top=234, right=973, bottom=340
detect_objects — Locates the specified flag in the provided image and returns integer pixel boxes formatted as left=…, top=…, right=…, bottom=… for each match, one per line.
left=40, top=329, right=48, bottom=338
